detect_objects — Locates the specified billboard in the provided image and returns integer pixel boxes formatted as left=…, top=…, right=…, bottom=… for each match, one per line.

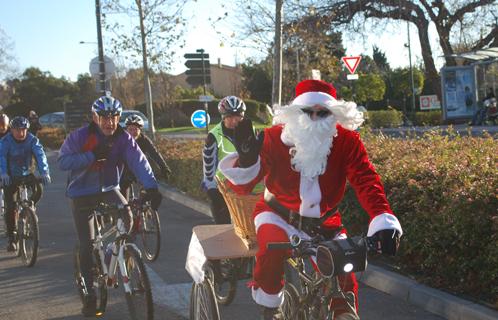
left=441, top=65, right=477, bottom=120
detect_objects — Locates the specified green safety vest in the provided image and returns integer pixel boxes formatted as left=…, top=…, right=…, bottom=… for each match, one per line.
left=210, top=123, right=264, bottom=194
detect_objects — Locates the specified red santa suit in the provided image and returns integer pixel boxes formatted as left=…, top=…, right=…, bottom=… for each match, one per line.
left=219, top=80, right=403, bottom=314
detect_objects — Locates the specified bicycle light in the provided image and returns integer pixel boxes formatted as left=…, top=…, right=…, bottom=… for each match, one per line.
left=316, top=237, right=367, bottom=278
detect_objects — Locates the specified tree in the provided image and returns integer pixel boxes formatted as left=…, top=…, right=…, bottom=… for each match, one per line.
left=372, top=45, right=390, bottom=73
left=354, top=73, right=386, bottom=105
left=0, top=27, right=18, bottom=80
left=291, top=0, right=497, bottom=96
left=241, top=59, right=273, bottom=103
left=390, top=67, right=424, bottom=111
left=6, top=68, right=77, bottom=117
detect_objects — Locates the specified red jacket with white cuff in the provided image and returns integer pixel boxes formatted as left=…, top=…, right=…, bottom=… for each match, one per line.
left=219, top=124, right=402, bottom=236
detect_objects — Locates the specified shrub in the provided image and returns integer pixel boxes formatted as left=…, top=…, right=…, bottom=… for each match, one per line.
left=414, top=111, right=442, bottom=126
left=38, top=127, right=65, bottom=150
left=367, top=109, right=403, bottom=128
left=159, top=129, right=498, bottom=307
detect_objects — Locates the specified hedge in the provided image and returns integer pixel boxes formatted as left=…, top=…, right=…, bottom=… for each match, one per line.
left=413, top=111, right=442, bottom=126
left=366, top=109, right=403, bottom=128
left=157, top=129, right=498, bottom=308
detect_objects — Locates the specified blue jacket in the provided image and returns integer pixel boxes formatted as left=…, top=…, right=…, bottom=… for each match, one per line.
left=0, top=132, right=49, bottom=177
left=58, top=123, right=157, bottom=198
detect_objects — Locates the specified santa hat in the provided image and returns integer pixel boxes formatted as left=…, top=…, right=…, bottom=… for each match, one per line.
left=292, top=79, right=337, bottom=109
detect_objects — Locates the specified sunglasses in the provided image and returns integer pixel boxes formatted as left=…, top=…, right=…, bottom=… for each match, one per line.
left=301, top=108, right=331, bottom=118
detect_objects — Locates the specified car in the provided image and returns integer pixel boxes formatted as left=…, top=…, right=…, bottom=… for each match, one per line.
left=120, top=110, right=150, bottom=131
left=39, top=112, right=65, bottom=129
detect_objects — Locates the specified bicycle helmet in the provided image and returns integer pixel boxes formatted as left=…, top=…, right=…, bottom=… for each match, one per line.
left=10, top=116, right=30, bottom=129
left=0, top=114, right=9, bottom=125
left=125, top=114, right=144, bottom=128
left=92, top=94, right=123, bottom=116
left=218, top=96, right=246, bottom=117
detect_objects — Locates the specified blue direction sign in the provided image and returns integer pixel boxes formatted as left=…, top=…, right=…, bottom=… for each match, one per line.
left=191, top=109, right=211, bottom=128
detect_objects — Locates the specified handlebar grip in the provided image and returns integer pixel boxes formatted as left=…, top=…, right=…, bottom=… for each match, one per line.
left=267, top=242, right=292, bottom=250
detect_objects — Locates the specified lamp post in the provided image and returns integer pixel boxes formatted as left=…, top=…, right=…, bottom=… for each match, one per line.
left=407, top=21, right=416, bottom=115
left=95, top=0, right=106, bottom=96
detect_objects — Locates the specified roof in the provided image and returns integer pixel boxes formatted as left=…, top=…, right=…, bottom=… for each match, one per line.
left=449, top=46, right=498, bottom=62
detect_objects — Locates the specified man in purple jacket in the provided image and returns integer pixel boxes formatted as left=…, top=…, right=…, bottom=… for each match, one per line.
left=58, top=94, right=162, bottom=317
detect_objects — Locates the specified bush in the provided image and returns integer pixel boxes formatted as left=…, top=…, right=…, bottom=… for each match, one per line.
left=38, top=127, right=65, bottom=150
left=367, top=109, right=403, bottom=128
left=159, top=129, right=498, bottom=308
left=414, top=111, right=442, bottom=126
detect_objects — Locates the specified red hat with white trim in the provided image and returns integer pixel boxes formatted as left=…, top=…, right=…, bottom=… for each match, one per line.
left=292, top=79, right=337, bottom=109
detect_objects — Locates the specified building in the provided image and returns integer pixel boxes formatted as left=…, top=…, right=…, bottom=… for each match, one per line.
left=169, top=59, right=243, bottom=97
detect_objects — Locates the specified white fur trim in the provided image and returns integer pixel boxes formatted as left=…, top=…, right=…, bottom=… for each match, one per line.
left=254, top=211, right=311, bottom=241
left=292, top=91, right=337, bottom=108
left=218, top=152, right=260, bottom=185
left=367, top=213, right=403, bottom=237
left=299, top=175, right=321, bottom=218
left=252, top=287, right=283, bottom=308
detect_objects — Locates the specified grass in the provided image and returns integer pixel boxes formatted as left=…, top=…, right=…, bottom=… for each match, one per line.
left=157, top=121, right=270, bottom=134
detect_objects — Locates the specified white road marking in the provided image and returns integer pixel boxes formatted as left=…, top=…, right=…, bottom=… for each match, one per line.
left=146, top=264, right=192, bottom=318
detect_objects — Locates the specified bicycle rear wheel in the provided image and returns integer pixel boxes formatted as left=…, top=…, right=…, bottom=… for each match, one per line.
left=281, top=283, right=306, bottom=320
left=139, top=207, right=161, bottom=262
left=189, top=277, right=220, bottom=320
left=122, top=245, right=153, bottom=320
left=208, top=259, right=238, bottom=306
left=18, top=207, right=38, bottom=267
left=73, top=245, right=108, bottom=316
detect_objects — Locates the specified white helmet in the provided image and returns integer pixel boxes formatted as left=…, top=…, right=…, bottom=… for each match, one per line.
left=125, top=114, right=144, bottom=128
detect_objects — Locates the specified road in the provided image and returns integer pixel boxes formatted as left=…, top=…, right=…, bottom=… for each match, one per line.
left=0, top=152, right=443, bottom=320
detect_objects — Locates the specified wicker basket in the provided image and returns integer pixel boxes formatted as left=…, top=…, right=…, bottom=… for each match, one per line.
left=216, top=177, right=261, bottom=249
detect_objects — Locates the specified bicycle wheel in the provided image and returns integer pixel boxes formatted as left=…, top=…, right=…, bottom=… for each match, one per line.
left=18, top=207, right=38, bottom=267
left=189, top=277, right=220, bottom=320
left=208, top=259, right=238, bottom=306
left=122, top=245, right=153, bottom=320
left=73, top=245, right=108, bottom=316
left=139, top=207, right=161, bottom=261
left=281, top=283, right=306, bottom=320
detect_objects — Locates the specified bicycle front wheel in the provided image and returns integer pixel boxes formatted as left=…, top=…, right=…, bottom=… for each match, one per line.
left=122, top=245, right=154, bottom=320
left=189, top=277, right=220, bottom=320
left=139, top=207, right=161, bottom=261
left=18, top=207, right=39, bottom=267
left=208, top=259, right=238, bottom=306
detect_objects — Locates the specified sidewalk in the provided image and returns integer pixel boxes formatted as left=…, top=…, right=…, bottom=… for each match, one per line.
left=157, top=182, right=498, bottom=320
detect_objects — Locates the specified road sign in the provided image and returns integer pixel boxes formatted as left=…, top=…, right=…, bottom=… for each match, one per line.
left=89, top=56, right=116, bottom=78
left=341, top=56, right=361, bottom=74
left=191, top=109, right=211, bottom=128
left=185, top=60, right=210, bottom=69
left=347, top=74, right=359, bottom=80
left=199, top=95, right=213, bottom=102
left=419, top=95, right=441, bottom=110
left=184, top=53, right=209, bottom=59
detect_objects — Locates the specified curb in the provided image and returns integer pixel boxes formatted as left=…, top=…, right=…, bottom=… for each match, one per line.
left=157, top=182, right=498, bottom=320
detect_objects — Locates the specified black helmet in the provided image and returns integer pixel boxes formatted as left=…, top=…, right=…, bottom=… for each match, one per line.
left=125, top=114, right=144, bottom=128
left=10, top=116, right=30, bottom=129
left=218, top=96, right=246, bottom=117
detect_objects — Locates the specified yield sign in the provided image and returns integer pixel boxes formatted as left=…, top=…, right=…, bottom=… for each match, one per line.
left=341, top=56, right=362, bottom=74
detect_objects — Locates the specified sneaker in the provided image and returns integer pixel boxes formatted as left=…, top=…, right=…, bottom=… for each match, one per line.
left=7, top=240, right=17, bottom=252
left=81, top=291, right=97, bottom=317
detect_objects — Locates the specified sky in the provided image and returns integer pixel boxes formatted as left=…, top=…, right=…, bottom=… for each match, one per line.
left=0, top=0, right=445, bottom=82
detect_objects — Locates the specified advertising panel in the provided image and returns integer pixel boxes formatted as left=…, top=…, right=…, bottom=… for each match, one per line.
left=441, top=66, right=477, bottom=119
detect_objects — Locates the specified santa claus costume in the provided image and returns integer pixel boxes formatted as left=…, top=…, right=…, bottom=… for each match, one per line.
left=219, top=79, right=402, bottom=318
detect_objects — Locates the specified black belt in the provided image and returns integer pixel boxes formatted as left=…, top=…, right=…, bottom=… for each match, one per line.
left=264, top=190, right=340, bottom=235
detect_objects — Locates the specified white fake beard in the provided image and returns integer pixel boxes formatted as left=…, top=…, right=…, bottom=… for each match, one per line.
left=278, top=107, right=337, bottom=178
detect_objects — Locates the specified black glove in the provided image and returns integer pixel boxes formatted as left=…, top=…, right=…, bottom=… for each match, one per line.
left=144, top=188, right=162, bottom=210
left=92, top=138, right=113, bottom=161
left=233, top=118, right=264, bottom=168
left=372, top=229, right=400, bottom=256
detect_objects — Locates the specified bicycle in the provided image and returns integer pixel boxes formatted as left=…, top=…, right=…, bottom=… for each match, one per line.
left=188, top=222, right=374, bottom=320
left=73, top=202, right=153, bottom=319
left=127, top=179, right=162, bottom=262
left=9, top=175, right=42, bottom=267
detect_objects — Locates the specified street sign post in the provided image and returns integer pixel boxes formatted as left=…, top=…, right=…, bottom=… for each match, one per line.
left=191, top=109, right=211, bottom=128
left=185, top=49, right=211, bottom=134
left=341, top=56, right=361, bottom=80
left=199, top=95, right=213, bottom=102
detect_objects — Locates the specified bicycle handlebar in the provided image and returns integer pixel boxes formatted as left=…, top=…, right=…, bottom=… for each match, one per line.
left=11, top=175, right=42, bottom=187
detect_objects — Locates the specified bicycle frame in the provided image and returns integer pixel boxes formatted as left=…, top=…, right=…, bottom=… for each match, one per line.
left=90, top=205, right=141, bottom=295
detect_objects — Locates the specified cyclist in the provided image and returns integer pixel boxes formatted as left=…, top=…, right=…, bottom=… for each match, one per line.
left=0, top=116, right=50, bottom=252
left=0, top=114, right=10, bottom=139
left=202, top=96, right=263, bottom=224
left=120, top=114, right=172, bottom=200
left=220, top=80, right=402, bottom=319
left=57, top=94, right=162, bottom=317
left=28, top=110, right=42, bottom=136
